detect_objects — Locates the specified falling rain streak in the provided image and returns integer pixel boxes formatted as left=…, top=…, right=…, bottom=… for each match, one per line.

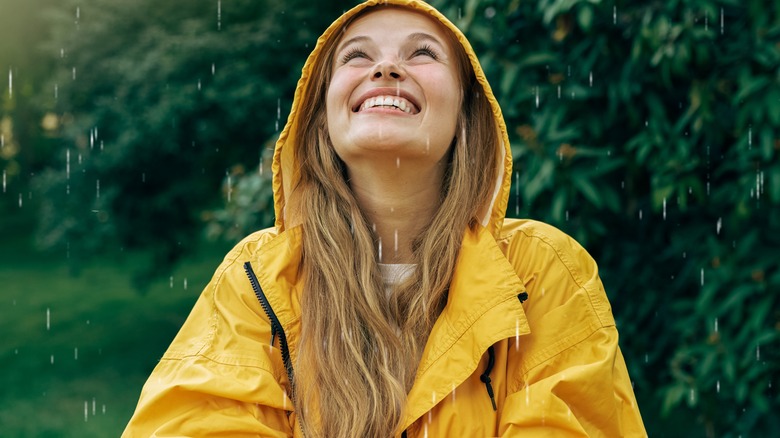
left=217, top=0, right=222, bottom=30
left=46, top=308, right=51, bottom=330
left=8, top=69, right=12, bottom=97
left=2, top=170, right=6, bottom=193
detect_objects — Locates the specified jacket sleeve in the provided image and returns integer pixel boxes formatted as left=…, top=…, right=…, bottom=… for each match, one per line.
left=123, top=235, right=295, bottom=437
left=497, top=222, right=646, bottom=437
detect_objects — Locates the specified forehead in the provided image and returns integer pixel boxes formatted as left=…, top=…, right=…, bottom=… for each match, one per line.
left=341, top=7, right=452, bottom=45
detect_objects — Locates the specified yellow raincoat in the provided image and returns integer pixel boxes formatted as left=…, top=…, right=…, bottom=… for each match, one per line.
left=124, top=0, right=646, bottom=436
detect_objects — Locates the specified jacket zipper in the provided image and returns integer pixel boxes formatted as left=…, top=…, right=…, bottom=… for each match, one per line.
left=243, top=261, right=296, bottom=399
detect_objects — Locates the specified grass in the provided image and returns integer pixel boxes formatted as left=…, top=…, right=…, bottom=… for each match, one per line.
left=0, top=207, right=232, bottom=437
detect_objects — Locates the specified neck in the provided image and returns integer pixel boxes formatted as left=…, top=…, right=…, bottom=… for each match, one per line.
left=347, top=156, right=446, bottom=264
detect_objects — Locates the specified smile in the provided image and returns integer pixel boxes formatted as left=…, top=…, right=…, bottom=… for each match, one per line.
left=356, top=95, right=418, bottom=114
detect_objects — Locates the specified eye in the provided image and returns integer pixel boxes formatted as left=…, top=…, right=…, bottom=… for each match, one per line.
left=341, top=47, right=369, bottom=64
left=411, top=44, right=439, bottom=60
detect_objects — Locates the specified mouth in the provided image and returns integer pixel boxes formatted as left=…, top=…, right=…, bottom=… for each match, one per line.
left=352, top=93, right=420, bottom=115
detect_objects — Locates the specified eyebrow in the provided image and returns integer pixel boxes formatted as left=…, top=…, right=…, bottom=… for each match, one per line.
left=335, top=32, right=446, bottom=56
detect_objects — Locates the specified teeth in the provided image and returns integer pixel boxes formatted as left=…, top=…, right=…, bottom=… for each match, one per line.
left=359, top=95, right=415, bottom=113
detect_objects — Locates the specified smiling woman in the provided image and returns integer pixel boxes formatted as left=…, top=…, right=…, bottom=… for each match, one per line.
left=123, top=1, right=646, bottom=437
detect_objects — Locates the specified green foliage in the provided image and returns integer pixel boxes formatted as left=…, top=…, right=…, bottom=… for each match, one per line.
left=427, top=0, right=778, bottom=435
left=30, top=0, right=346, bottom=285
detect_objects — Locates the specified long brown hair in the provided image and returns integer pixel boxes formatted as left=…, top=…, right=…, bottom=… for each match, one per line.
left=290, top=5, right=500, bottom=437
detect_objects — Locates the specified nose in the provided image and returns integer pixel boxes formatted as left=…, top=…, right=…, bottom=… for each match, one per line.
left=371, top=61, right=404, bottom=81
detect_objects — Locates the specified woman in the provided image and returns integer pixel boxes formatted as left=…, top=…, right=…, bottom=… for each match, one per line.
left=124, top=0, right=646, bottom=436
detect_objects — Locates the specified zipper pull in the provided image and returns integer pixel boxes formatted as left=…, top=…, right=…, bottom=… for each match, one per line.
left=270, top=324, right=277, bottom=347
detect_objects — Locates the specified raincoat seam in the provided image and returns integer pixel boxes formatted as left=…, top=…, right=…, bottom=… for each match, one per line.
left=512, top=322, right=610, bottom=389
left=156, top=352, right=278, bottom=375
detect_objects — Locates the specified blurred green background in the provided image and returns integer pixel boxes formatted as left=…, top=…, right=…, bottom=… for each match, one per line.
left=1, top=0, right=777, bottom=436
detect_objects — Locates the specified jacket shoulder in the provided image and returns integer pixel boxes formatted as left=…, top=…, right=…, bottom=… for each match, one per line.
left=498, top=219, right=601, bottom=297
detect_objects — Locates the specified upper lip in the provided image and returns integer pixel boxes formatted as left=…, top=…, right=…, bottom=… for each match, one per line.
left=352, top=87, right=420, bottom=113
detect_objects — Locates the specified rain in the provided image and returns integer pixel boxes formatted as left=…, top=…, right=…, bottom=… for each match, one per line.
left=1, top=1, right=775, bottom=437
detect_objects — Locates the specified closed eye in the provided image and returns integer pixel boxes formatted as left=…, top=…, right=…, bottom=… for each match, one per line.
left=411, top=44, right=439, bottom=60
left=341, top=47, right=370, bottom=64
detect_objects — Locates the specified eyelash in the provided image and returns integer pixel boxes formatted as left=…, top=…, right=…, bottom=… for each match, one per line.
left=340, top=44, right=439, bottom=64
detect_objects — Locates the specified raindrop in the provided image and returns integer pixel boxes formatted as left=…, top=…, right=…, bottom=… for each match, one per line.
left=92, top=398, right=96, bottom=415
left=644, top=353, right=649, bottom=363
left=484, top=7, right=496, bottom=19
left=378, top=237, right=383, bottom=263
left=51, top=354, right=55, bottom=364
left=663, top=198, right=667, bottom=219
left=613, top=6, right=617, bottom=24
left=60, top=48, right=65, bottom=58
left=701, top=268, right=704, bottom=286
left=169, top=276, right=174, bottom=288
left=557, top=85, right=561, bottom=99
left=8, top=69, right=12, bottom=97
left=565, top=210, right=569, bottom=221
left=2, top=170, right=6, bottom=193
left=102, top=405, right=106, bottom=414
left=393, top=229, right=398, bottom=256
left=211, top=63, right=216, bottom=75
left=748, top=126, right=752, bottom=149
left=226, top=174, right=234, bottom=202
left=716, top=380, right=720, bottom=393
left=720, top=8, right=724, bottom=34
left=645, top=120, right=649, bottom=127
left=717, top=218, right=722, bottom=235
left=197, top=79, right=201, bottom=91
left=756, top=344, right=760, bottom=361
left=589, top=71, right=593, bottom=87
left=639, top=210, right=643, bottom=220
left=689, top=388, right=696, bottom=403
left=96, top=179, right=100, bottom=199
left=183, top=278, right=188, bottom=290
left=396, top=157, right=400, bottom=168
left=46, top=308, right=51, bottom=330
left=714, top=318, right=718, bottom=332
left=217, top=0, right=222, bottom=30
left=74, top=347, right=78, bottom=360
left=535, top=87, right=539, bottom=108
left=72, top=67, right=76, bottom=80
left=515, top=318, right=521, bottom=351
left=704, top=11, right=708, bottom=31
left=54, top=84, right=58, bottom=99
left=1, top=134, right=3, bottom=147
left=84, top=401, right=88, bottom=422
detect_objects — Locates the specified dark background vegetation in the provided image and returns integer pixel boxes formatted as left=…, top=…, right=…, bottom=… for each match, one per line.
left=1, top=0, right=777, bottom=436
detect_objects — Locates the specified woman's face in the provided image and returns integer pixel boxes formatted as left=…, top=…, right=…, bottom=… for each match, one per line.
left=326, top=8, right=461, bottom=168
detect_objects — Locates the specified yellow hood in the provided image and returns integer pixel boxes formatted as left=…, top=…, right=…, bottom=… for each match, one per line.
left=272, top=0, right=512, bottom=237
